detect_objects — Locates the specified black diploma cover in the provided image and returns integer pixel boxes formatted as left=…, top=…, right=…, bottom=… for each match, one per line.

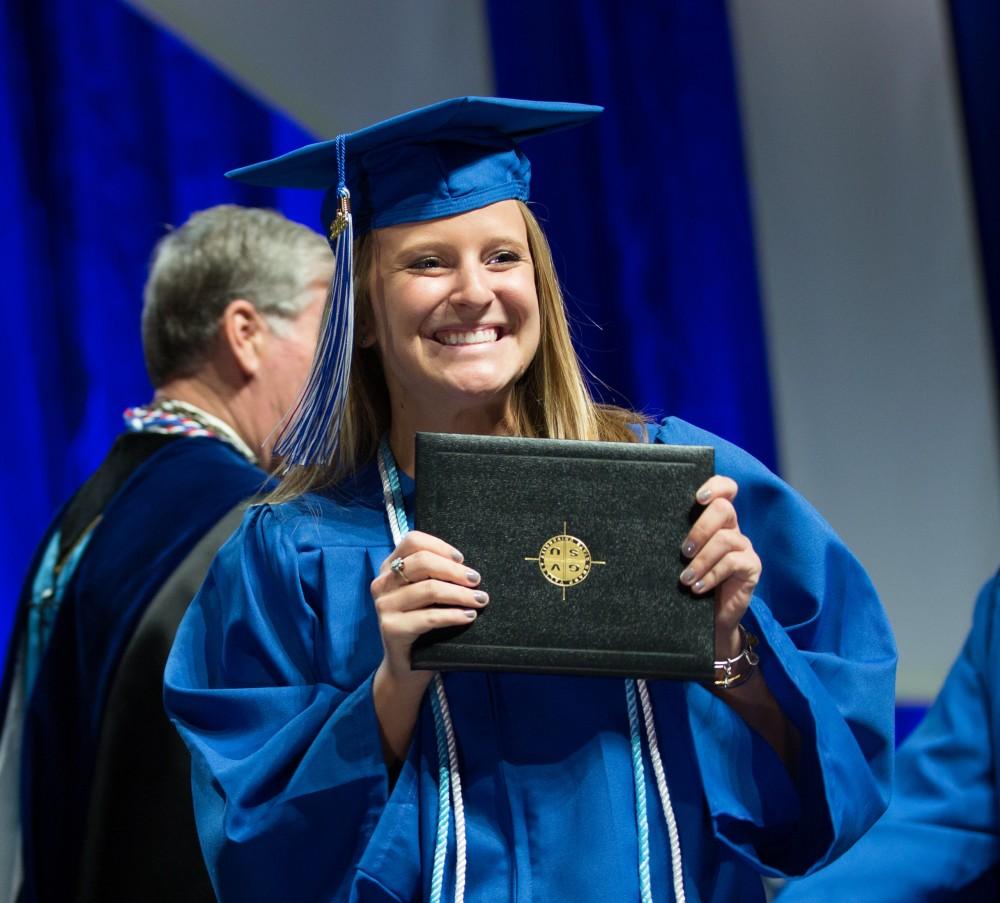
left=412, top=432, right=715, bottom=680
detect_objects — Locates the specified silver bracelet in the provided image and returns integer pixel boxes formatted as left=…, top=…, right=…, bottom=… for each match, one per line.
left=713, top=624, right=760, bottom=689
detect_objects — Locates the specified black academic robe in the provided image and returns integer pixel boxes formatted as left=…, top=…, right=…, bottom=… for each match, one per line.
left=0, top=433, right=268, bottom=903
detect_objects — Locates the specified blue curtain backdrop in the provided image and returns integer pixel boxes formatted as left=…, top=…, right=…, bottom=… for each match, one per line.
left=0, top=0, right=318, bottom=658
left=485, top=0, right=777, bottom=471
left=950, top=0, right=1000, bottom=411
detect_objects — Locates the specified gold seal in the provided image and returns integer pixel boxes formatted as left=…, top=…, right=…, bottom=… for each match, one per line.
left=525, top=522, right=605, bottom=600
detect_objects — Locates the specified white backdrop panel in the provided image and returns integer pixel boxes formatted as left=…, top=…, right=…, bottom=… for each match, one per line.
left=123, top=0, right=495, bottom=136
left=730, top=0, right=1000, bottom=699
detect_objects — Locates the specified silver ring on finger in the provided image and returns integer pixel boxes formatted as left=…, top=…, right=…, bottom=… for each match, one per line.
left=390, top=556, right=413, bottom=584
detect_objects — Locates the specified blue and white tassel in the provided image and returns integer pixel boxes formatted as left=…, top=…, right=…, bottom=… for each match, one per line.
left=274, top=134, right=355, bottom=468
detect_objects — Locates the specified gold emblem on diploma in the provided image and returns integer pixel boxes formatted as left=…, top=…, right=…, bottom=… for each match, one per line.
left=525, top=522, right=605, bottom=600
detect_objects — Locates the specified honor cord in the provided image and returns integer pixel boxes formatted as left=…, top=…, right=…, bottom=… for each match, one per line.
left=378, top=437, right=467, bottom=903
left=637, top=679, right=686, bottom=902
left=626, top=679, right=654, bottom=903
left=627, top=678, right=687, bottom=903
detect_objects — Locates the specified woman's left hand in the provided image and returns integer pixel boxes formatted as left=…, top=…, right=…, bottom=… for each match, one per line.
left=679, top=475, right=761, bottom=659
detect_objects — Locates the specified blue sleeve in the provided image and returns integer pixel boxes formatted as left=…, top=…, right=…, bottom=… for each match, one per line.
left=779, top=572, right=1000, bottom=901
left=163, top=503, right=402, bottom=903
left=654, top=418, right=896, bottom=877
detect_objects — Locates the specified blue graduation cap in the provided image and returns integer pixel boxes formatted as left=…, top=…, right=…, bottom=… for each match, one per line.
left=228, top=96, right=602, bottom=235
left=227, top=96, right=603, bottom=468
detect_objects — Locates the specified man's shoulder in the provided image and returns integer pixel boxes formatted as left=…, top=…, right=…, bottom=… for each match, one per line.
left=125, top=436, right=268, bottom=500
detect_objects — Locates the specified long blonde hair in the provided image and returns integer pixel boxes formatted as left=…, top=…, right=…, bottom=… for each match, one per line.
left=270, top=201, right=646, bottom=503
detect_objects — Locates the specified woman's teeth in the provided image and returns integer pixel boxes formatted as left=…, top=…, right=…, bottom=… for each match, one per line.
left=438, top=328, right=499, bottom=346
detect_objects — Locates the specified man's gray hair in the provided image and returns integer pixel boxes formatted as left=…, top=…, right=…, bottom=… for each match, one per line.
left=141, top=205, right=332, bottom=387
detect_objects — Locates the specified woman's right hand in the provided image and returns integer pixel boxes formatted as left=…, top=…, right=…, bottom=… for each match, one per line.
left=371, top=530, right=489, bottom=680
left=370, top=531, right=488, bottom=766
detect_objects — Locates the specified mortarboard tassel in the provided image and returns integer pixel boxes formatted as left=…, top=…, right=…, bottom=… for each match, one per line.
left=273, top=135, right=355, bottom=470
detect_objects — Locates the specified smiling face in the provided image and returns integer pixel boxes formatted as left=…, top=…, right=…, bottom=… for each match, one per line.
left=367, top=199, right=541, bottom=433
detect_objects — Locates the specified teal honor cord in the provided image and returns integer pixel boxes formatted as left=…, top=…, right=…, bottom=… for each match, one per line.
left=377, top=437, right=467, bottom=903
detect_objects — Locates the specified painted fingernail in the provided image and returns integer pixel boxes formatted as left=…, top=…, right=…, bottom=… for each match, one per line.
left=451, top=550, right=464, bottom=563
left=466, top=570, right=481, bottom=585
left=682, top=540, right=696, bottom=558
left=473, top=591, right=489, bottom=604
left=464, top=609, right=478, bottom=619
left=692, top=579, right=705, bottom=593
left=696, top=487, right=713, bottom=503
left=680, top=567, right=696, bottom=585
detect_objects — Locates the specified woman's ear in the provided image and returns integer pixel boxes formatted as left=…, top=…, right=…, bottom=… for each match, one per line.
left=356, top=314, right=377, bottom=348
left=220, top=299, right=266, bottom=379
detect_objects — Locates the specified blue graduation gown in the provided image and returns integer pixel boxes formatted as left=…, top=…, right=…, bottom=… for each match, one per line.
left=164, top=418, right=896, bottom=902
left=779, top=571, right=1000, bottom=901
left=11, top=436, right=268, bottom=903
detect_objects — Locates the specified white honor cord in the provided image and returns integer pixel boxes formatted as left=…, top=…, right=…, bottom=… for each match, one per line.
left=377, top=440, right=467, bottom=903
left=376, top=449, right=406, bottom=541
left=433, top=677, right=467, bottom=903
left=637, top=679, right=686, bottom=902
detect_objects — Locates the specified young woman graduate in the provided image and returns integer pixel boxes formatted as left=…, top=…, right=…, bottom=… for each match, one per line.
left=164, top=97, right=896, bottom=903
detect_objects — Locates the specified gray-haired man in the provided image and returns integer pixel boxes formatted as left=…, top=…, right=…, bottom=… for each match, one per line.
left=0, top=205, right=331, bottom=903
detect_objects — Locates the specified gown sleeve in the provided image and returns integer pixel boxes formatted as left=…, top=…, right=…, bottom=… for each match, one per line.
left=163, top=502, right=404, bottom=903
left=777, top=572, right=1000, bottom=901
left=654, top=418, right=897, bottom=877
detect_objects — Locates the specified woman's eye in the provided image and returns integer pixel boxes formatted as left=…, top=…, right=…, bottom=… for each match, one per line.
left=409, top=257, right=444, bottom=270
left=488, top=250, right=522, bottom=265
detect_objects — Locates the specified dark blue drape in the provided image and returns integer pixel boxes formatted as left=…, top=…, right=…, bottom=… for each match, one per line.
left=0, top=0, right=318, bottom=657
left=486, top=0, right=777, bottom=470
left=950, top=0, right=1000, bottom=410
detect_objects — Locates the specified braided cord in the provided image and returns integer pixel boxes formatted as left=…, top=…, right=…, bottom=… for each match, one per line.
left=429, top=687, right=452, bottom=903
left=378, top=439, right=467, bottom=903
left=435, top=675, right=467, bottom=903
left=626, top=679, right=653, bottom=903
left=637, top=679, right=685, bottom=902
left=376, top=438, right=405, bottom=541
left=336, top=134, right=347, bottom=193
